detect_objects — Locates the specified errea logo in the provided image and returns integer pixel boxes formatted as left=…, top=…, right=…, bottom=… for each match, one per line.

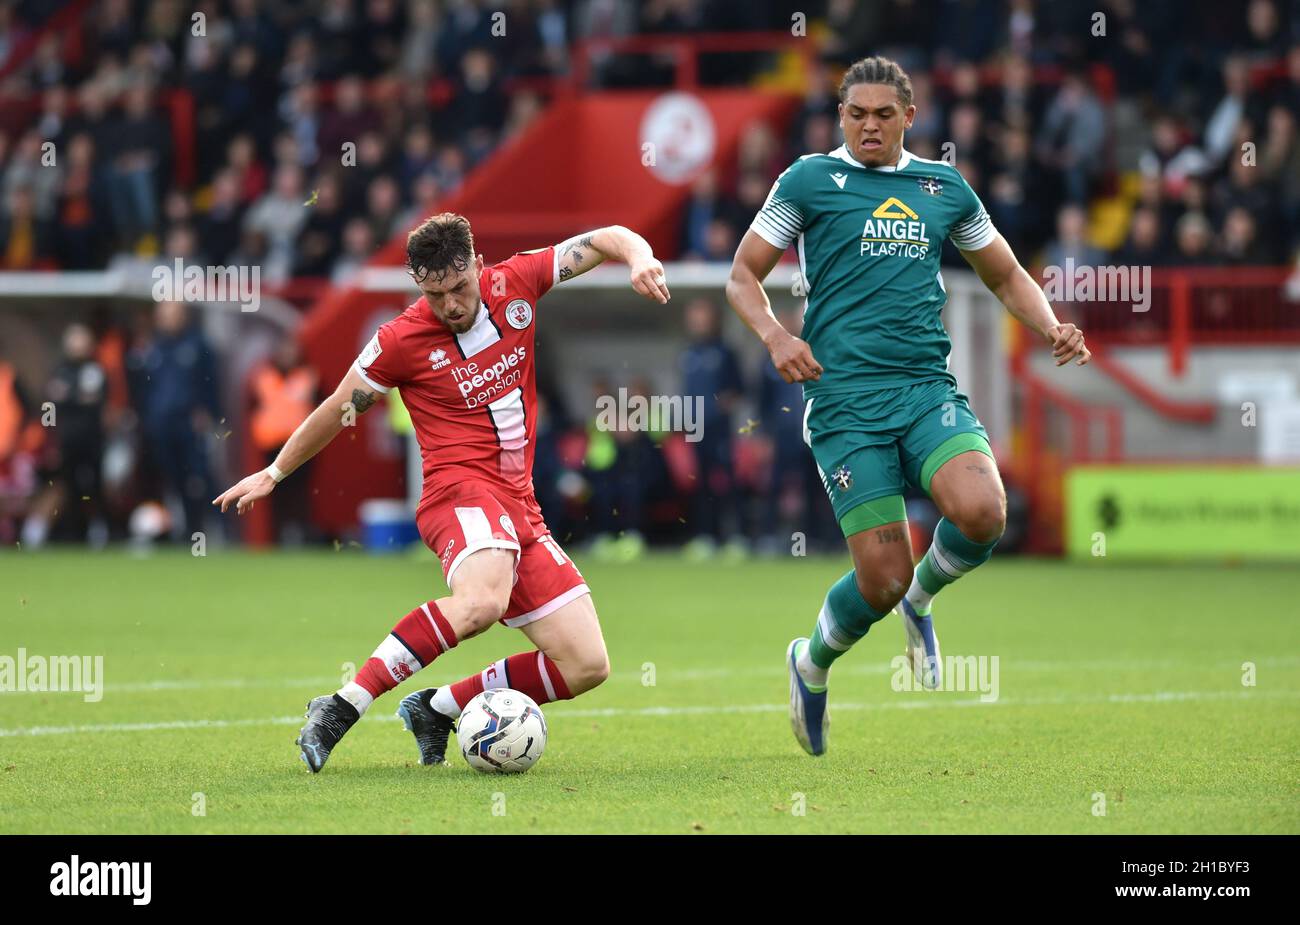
left=429, top=348, right=450, bottom=370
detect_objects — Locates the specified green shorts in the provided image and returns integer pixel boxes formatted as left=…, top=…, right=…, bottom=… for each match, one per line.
left=803, top=379, right=993, bottom=536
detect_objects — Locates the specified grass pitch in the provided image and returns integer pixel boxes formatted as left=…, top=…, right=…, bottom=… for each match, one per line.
left=1, top=549, right=1297, bottom=834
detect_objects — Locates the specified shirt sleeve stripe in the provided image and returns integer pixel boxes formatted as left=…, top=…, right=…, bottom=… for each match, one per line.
left=351, top=361, right=392, bottom=394
left=749, top=218, right=792, bottom=249
left=950, top=207, right=996, bottom=250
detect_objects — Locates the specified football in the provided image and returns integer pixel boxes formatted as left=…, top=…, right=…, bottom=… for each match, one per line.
left=457, top=689, right=548, bottom=774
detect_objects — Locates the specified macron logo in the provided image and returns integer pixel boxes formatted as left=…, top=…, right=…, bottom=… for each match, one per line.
left=830, top=172, right=847, bottom=189
left=50, top=855, right=152, bottom=905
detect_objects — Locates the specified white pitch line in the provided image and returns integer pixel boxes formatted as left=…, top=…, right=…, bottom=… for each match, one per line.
left=103, top=676, right=340, bottom=693
left=1, top=689, right=1296, bottom=738
left=83, top=654, right=1300, bottom=694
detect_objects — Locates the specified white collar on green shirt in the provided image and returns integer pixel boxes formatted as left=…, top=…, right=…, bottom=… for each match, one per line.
left=829, top=144, right=913, bottom=172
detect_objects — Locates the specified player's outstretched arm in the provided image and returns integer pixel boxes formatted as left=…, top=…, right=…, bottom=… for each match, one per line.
left=554, top=225, right=670, bottom=303
left=212, top=365, right=382, bottom=514
left=961, top=233, right=1090, bottom=367
left=726, top=230, right=823, bottom=384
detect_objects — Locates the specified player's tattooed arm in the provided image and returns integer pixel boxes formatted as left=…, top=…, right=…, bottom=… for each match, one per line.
left=348, top=388, right=378, bottom=415
left=554, top=226, right=670, bottom=303
left=555, top=232, right=598, bottom=283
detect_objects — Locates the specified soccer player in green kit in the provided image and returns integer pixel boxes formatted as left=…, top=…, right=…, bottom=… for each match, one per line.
left=726, top=56, right=1091, bottom=756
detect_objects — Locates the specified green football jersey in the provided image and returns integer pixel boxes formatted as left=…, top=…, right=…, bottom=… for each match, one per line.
left=750, top=145, right=997, bottom=397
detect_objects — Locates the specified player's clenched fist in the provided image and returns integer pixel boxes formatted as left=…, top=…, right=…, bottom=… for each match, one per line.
left=629, top=257, right=671, bottom=304
left=766, top=330, right=823, bottom=384
left=1046, top=322, right=1090, bottom=366
left=212, top=469, right=276, bottom=514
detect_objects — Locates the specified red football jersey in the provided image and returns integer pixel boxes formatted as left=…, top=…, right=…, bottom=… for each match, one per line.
left=351, top=246, right=557, bottom=505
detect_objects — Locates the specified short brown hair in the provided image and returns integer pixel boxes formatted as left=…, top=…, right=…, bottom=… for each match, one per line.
left=406, top=212, right=474, bottom=283
left=839, top=56, right=914, bottom=109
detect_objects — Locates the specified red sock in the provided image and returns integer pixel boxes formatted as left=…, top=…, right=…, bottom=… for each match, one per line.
left=355, top=602, right=457, bottom=700
left=450, top=651, right=573, bottom=709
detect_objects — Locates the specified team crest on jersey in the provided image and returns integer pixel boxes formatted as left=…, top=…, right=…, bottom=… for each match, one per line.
left=499, top=514, right=518, bottom=541
left=429, top=348, right=450, bottom=370
left=505, top=299, right=533, bottom=330
left=832, top=465, right=853, bottom=492
left=917, top=176, right=943, bottom=196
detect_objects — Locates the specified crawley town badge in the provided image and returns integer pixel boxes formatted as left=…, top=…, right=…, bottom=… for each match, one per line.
left=832, top=465, right=853, bottom=492
left=505, top=299, right=534, bottom=330
left=499, top=514, right=518, bottom=541
left=917, top=176, right=944, bottom=196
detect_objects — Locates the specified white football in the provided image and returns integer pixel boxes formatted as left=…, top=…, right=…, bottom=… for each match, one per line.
left=457, top=689, right=548, bottom=773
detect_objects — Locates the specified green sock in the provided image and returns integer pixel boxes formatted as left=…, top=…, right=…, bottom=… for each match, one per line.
left=909, top=517, right=999, bottom=614
left=807, top=570, right=888, bottom=670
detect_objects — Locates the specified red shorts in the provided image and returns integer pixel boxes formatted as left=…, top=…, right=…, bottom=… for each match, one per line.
left=416, top=481, right=589, bottom=628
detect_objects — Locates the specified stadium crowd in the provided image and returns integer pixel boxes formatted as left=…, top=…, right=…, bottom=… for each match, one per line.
left=0, top=0, right=1297, bottom=552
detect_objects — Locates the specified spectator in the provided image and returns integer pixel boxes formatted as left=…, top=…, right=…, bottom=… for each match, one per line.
left=249, top=339, right=318, bottom=544
left=1204, top=56, right=1253, bottom=168
left=2, top=129, right=60, bottom=222
left=224, top=133, right=268, bottom=207
left=1139, top=115, right=1209, bottom=199
left=1115, top=206, right=1169, bottom=266
left=132, top=300, right=220, bottom=542
left=1, top=186, right=55, bottom=269
left=242, top=163, right=308, bottom=282
left=294, top=172, right=346, bottom=277
left=318, top=75, right=379, bottom=160
left=366, top=175, right=402, bottom=244
left=585, top=376, right=665, bottom=559
left=1171, top=212, right=1216, bottom=265
left=679, top=298, right=745, bottom=556
left=1036, top=71, right=1106, bottom=203
left=396, top=171, right=442, bottom=235
left=680, top=168, right=723, bottom=260
left=54, top=133, right=104, bottom=269
left=1220, top=207, right=1269, bottom=264
left=105, top=83, right=170, bottom=249
left=1042, top=204, right=1106, bottom=272
left=331, top=217, right=376, bottom=285
left=0, top=348, right=42, bottom=546
left=200, top=169, right=248, bottom=266
left=43, top=324, right=108, bottom=543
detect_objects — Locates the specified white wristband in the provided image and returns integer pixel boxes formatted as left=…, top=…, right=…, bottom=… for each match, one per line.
left=266, top=463, right=287, bottom=483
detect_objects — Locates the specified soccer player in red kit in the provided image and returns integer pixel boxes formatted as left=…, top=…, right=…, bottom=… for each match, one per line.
left=213, top=213, right=671, bottom=771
